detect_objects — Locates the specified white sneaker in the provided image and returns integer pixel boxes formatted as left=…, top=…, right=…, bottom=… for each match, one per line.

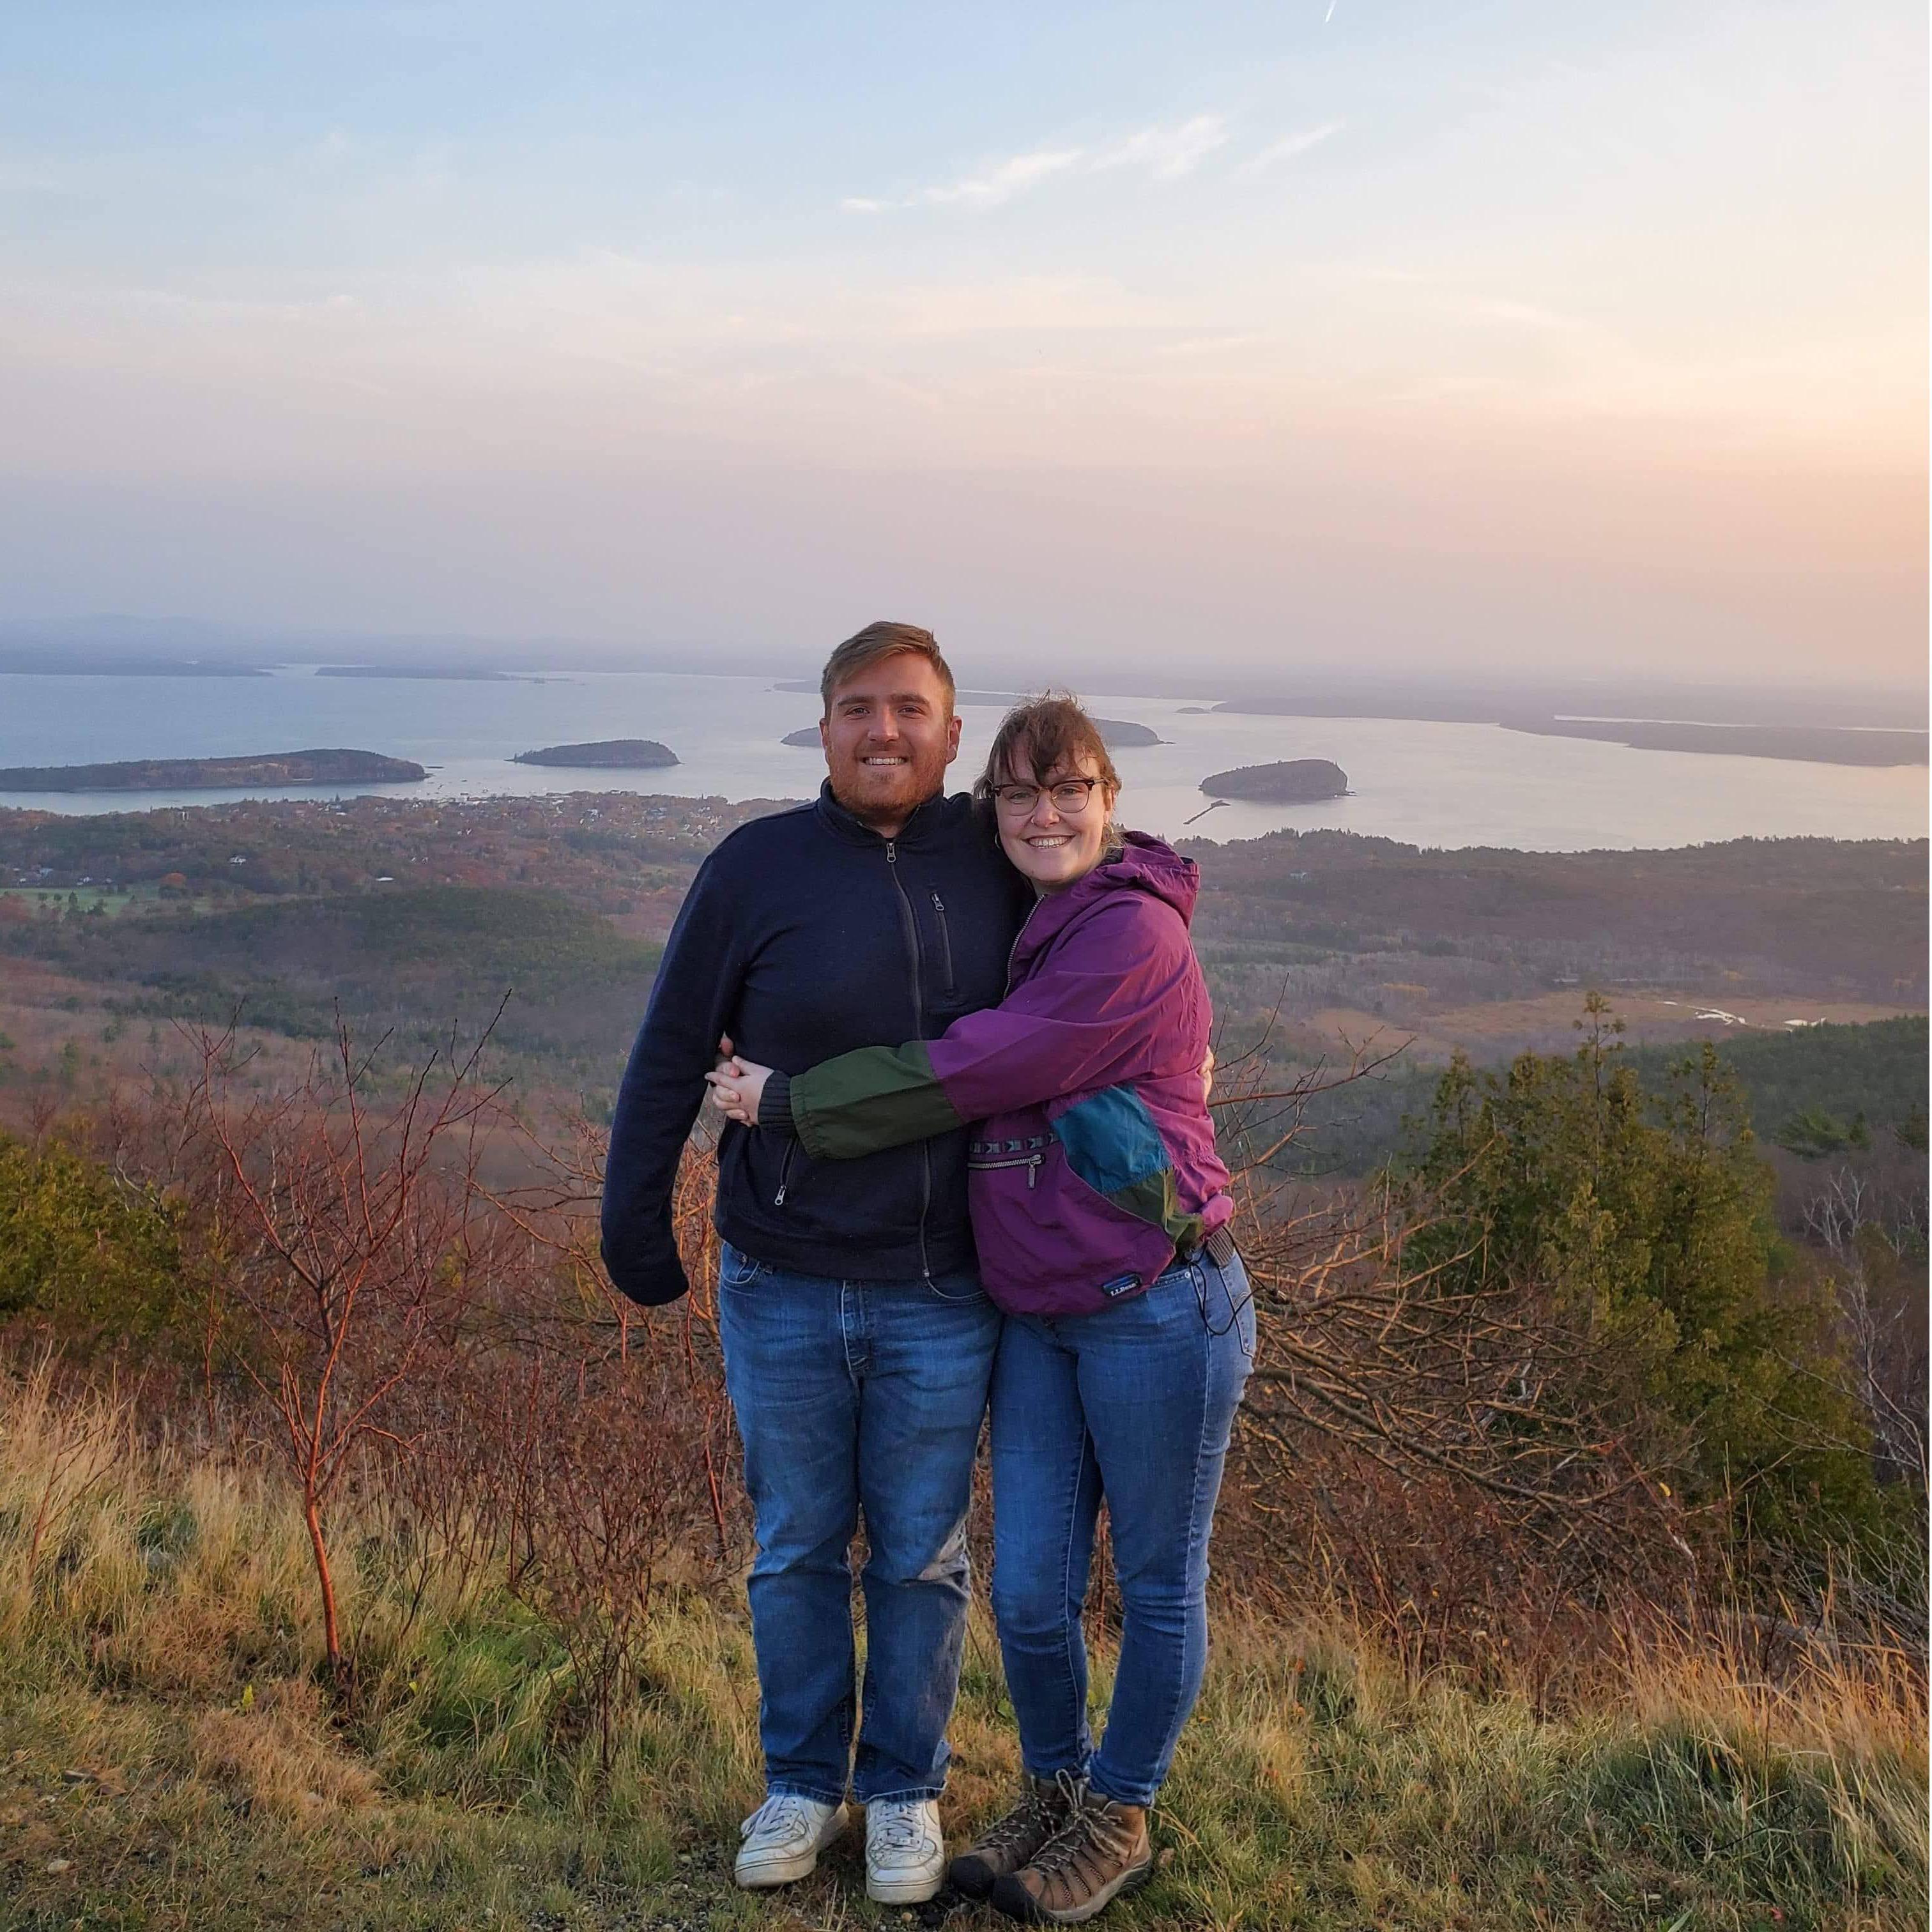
left=734, top=1791, right=847, bottom=1889
left=865, top=1796, right=946, bottom=1905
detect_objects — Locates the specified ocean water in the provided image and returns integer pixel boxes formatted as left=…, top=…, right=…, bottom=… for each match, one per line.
left=0, top=667, right=1922, bottom=852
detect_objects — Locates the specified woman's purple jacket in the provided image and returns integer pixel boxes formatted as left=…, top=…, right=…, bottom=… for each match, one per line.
left=758, top=830, right=1232, bottom=1316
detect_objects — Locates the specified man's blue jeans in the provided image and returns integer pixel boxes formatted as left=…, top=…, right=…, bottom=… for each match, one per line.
left=988, top=1247, right=1254, bottom=1808
left=717, top=1240, right=1001, bottom=1804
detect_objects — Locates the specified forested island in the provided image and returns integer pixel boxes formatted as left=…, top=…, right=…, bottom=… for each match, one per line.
left=0, top=749, right=426, bottom=792
left=1092, top=717, right=1163, bottom=747
left=510, top=739, right=678, bottom=769
left=1200, top=758, right=1349, bottom=802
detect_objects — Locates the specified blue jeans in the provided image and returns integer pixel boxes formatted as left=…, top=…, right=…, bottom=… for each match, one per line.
left=988, top=1247, right=1254, bottom=1808
left=717, top=1240, right=1002, bottom=1804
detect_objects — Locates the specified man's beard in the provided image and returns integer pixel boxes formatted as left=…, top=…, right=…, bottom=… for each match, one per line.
left=829, top=747, right=950, bottom=826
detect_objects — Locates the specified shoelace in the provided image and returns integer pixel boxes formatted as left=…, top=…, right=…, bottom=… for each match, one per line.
left=870, top=1805, right=934, bottom=1854
left=978, top=1768, right=1084, bottom=1857
left=976, top=1791, right=1055, bottom=1857
left=742, top=1796, right=815, bottom=1846
left=1027, top=1792, right=1131, bottom=1883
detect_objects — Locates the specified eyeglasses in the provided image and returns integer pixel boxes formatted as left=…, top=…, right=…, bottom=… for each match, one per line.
left=992, top=777, right=1105, bottom=816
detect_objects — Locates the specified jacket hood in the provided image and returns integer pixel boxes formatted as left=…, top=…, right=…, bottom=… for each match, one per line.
left=1009, top=829, right=1198, bottom=981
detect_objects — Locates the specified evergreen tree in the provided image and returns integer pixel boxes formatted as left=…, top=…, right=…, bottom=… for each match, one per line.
left=1404, top=995, right=1894, bottom=1560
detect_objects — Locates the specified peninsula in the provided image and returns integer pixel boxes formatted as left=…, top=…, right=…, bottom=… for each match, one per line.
left=1199, top=759, right=1349, bottom=803
left=511, top=739, right=679, bottom=769
left=0, top=749, right=427, bottom=792
left=781, top=728, right=824, bottom=747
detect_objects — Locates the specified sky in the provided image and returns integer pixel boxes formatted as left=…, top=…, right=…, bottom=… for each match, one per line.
left=0, top=1, right=1924, bottom=686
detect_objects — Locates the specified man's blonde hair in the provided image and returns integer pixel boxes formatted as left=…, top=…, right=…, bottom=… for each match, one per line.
left=819, top=620, right=956, bottom=715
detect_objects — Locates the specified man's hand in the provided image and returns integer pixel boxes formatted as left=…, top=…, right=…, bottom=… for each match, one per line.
left=707, top=1055, right=774, bottom=1125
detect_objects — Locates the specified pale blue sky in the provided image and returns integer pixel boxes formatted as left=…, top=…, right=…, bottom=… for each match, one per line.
left=1, top=2, right=1924, bottom=681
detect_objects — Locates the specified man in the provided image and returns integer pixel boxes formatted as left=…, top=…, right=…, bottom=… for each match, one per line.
left=601, top=622, right=1029, bottom=1905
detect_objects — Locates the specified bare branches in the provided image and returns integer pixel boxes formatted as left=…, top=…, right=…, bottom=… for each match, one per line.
left=1234, top=1184, right=1682, bottom=1547
left=180, top=1010, right=512, bottom=1698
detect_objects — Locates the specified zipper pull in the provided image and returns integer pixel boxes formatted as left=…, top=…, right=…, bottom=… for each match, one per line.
left=885, top=840, right=896, bottom=864
left=774, top=1183, right=788, bottom=1206
left=1028, top=1154, right=1041, bottom=1190
left=931, top=889, right=944, bottom=912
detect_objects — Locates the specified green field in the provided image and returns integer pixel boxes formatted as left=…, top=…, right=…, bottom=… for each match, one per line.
left=0, top=885, right=226, bottom=919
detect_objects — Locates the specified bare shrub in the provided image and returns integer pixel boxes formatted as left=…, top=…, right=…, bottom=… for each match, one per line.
left=181, top=1015, right=512, bottom=1700
left=1804, top=1165, right=1930, bottom=1491
left=438, top=1338, right=718, bottom=1769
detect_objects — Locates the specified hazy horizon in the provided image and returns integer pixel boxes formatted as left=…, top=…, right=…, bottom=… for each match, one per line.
left=3, top=611, right=1925, bottom=723
left=2, top=3, right=1924, bottom=687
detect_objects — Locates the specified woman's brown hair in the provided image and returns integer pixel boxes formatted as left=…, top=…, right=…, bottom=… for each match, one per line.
left=973, top=693, right=1121, bottom=809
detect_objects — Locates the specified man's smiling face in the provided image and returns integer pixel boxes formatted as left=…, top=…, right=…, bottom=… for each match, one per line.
left=821, top=652, right=962, bottom=835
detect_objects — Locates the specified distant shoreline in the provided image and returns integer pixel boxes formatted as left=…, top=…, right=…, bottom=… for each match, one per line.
left=0, top=656, right=270, bottom=678
left=1212, top=702, right=1928, bottom=768
left=1499, top=718, right=1928, bottom=768
left=316, top=666, right=558, bottom=683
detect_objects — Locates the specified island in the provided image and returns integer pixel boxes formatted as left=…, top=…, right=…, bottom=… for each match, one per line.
left=0, top=749, right=427, bottom=792
left=510, top=739, right=679, bottom=769
left=781, top=727, right=824, bottom=748
left=1199, top=759, right=1349, bottom=803
left=1092, top=718, right=1164, bottom=747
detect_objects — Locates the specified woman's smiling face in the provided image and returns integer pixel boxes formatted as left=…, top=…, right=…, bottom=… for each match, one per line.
left=992, top=749, right=1117, bottom=892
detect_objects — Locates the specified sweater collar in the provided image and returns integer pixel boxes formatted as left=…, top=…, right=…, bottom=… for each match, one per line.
left=813, top=779, right=960, bottom=848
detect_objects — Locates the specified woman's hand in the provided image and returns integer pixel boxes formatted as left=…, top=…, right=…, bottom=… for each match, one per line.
left=707, top=1055, right=774, bottom=1125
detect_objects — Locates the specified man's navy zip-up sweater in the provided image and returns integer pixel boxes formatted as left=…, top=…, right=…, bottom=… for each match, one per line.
left=600, top=782, right=1029, bottom=1304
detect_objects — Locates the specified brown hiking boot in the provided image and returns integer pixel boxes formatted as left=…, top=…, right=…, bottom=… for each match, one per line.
left=990, top=1788, right=1153, bottom=1924
left=949, top=1770, right=1080, bottom=1900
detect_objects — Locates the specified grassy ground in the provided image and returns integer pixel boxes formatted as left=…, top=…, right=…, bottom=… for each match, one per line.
left=1, top=1371, right=1923, bottom=1932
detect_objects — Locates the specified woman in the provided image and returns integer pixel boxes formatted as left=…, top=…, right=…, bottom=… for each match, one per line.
left=708, top=695, right=1252, bottom=1926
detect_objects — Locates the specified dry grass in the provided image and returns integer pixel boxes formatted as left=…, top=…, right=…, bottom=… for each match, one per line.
left=1, top=1366, right=1924, bottom=1931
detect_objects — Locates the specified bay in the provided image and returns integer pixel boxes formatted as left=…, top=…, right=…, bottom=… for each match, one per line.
left=0, top=667, right=1922, bottom=851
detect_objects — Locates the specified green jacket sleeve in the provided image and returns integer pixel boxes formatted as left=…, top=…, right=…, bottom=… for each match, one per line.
left=783, top=1040, right=967, bottom=1160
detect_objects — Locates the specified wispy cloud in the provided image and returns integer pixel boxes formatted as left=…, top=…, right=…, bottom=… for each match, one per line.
left=922, top=148, right=1087, bottom=207
left=841, top=117, right=1228, bottom=212
left=841, top=148, right=1082, bottom=213
left=1230, top=121, right=1344, bottom=179
left=1091, top=115, right=1228, bottom=180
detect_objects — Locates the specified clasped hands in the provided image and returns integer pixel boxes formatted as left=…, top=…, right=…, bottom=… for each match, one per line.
left=705, top=1036, right=773, bottom=1126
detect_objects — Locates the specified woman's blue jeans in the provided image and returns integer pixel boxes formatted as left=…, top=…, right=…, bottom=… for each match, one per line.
left=988, top=1246, right=1254, bottom=1809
